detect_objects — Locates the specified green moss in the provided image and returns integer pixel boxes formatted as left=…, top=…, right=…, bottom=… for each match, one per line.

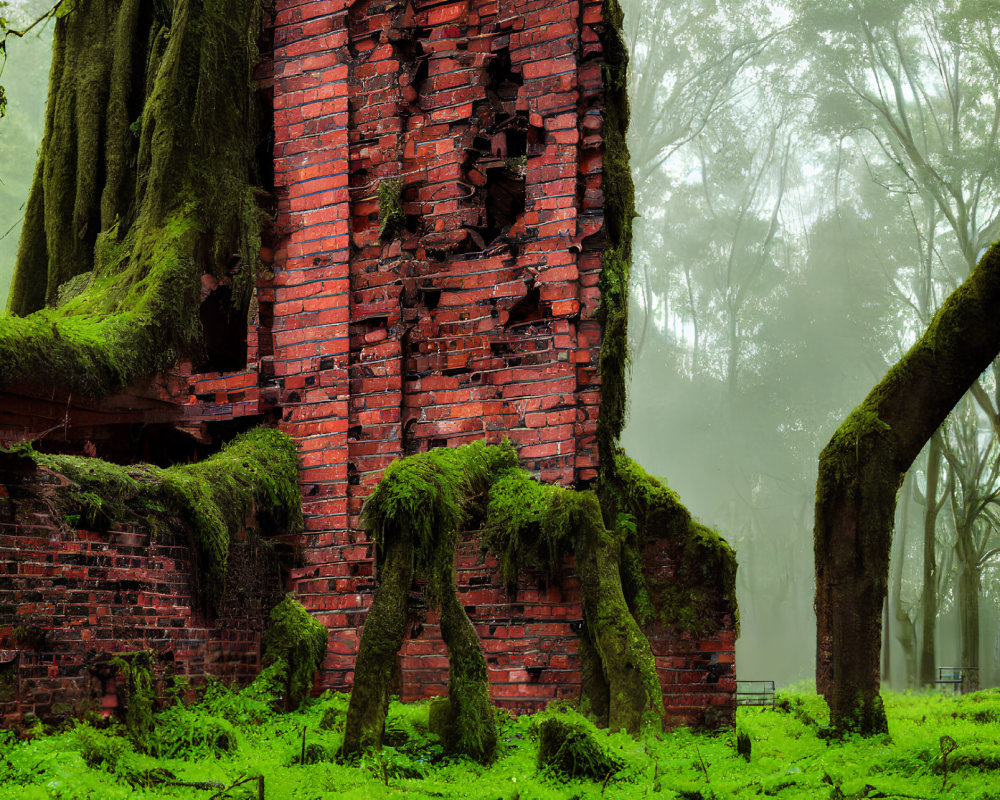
left=480, top=467, right=573, bottom=589
left=17, top=427, right=301, bottom=613
left=110, top=651, right=156, bottom=745
left=2, top=0, right=267, bottom=398
left=377, top=178, right=405, bottom=241
left=595, top=0, right=635, bottom=468
left=346, top=441, right=516, bottom=762
left=602, top=453, right=739, bottom=637
left=361, top=439, right=518, bottom=603
left=262, top=595, right=328, bottom=710
left=536, top=709, right=623, bottom=781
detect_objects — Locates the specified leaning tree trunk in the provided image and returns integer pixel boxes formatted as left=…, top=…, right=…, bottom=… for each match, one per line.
left=815, top=244, right=1000, bottom=735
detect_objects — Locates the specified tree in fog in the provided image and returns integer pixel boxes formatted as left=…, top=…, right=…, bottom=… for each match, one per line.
left=941, top=392, right=1000, bottom=688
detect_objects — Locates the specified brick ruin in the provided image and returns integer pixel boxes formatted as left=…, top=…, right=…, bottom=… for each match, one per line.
left=0, top=0, right=736, bottom=729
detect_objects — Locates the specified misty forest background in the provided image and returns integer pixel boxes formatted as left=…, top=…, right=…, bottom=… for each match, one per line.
left=1, top=0, right=998, bottom=691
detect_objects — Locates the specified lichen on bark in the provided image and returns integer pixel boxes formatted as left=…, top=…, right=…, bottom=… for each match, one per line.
left=2, top=0, right=267, bottom=397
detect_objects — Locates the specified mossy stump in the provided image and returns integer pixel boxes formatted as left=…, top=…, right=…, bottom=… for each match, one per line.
left=537, top=713, right=623, bottom=781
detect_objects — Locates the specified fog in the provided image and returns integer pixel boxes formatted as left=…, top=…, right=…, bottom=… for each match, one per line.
left=620, top=0, right=1000, bottom=688
left=0, top=0, right=52, bottom=309
left=0, top=0, right=996, bottom=690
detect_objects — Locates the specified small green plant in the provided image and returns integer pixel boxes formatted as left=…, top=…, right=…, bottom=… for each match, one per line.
left=377, top=178, right=405, bottom=240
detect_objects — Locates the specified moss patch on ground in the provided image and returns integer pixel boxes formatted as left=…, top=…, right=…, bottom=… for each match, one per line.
left=3, top=687, right=1000, bottom=798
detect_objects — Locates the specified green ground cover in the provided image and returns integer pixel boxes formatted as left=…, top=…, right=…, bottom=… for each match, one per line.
left=2, top=681, right=998, bottom=799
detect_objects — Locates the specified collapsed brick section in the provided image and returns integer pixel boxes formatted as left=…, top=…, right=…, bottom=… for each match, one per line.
left=0, top=0, right=737, bottom=729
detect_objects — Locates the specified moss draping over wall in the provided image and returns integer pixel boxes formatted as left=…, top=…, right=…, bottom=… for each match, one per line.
left=482, top=467, right=660, bottom=732
left=262, top=594, right=329, bottom=710
left=1, top=0, right=266, bottom=397
left=603, top=453, right=738, bottom=635
left=14, top=427, right=302, bottom=613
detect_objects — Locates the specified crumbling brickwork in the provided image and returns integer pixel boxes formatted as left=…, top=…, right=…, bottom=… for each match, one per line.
left=0, top=0, right=737, bottom=729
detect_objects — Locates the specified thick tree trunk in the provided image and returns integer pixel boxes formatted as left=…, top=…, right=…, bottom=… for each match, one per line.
left=918, top=435, right=942, bottom=687
left=574, top=493, right=660, bottom=734
left=815, top=244, right=1000, bottom=734
left=342, top=539, right=414, bottom=756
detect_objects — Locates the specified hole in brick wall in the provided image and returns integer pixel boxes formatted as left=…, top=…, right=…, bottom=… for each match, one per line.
left=505, top=285, right=541, bottom=326
left=254, top=82, right=275, bottom=200
left=411, top=49, right=430, bottom=89
left=486, top=47, right=523, bottom=97
left=428, top=438, right=447, bottom=450
left=347, top=463, right=360, bottom=486
left=405, top=214, right=421, bottom=234
left=419, top=287, right=441, bottom=310
left=402, top=418, right=418, bottom=456
left=348, top=425, right=363, bottom=440
left=198, top=284, right=248, bottom=373
left=527, top=666, right=544, bottom=683
left=484, top=166, right=526, bottom=243
left=287, top=391, right=301, bottom=404
left=132, top=424, right=204, bottom=469
left=442, top=367, right=466, bottom=377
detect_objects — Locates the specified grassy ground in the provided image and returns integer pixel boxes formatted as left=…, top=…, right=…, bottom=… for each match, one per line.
left=2, top=673, right=998, bottom=799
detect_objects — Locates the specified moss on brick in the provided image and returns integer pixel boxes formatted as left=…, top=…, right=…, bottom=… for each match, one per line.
left=2, top=0, right=267, bottom=398
left=262, top=594, right=329, bottom=710
left=16, top=427, right=302, bottom=613
left=377, top=178, right=405, bottom=241
left=592, top=0, right=739, bottom=644
left=595, top=0, right=635, bottom=468
left=110, top=651, right=156, bottom=745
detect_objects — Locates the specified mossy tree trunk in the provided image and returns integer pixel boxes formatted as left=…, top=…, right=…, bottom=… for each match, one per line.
left=573, top=493, right=659, bottom=734
left=4, top=0, right=264, bottom=396
left=342, top=538, right=414, bottom=756
left=343, top=533, right=498, bottom=763
left=438, top=580, right=497, bottom=762
left=815, top=244, right=1000, bottom=734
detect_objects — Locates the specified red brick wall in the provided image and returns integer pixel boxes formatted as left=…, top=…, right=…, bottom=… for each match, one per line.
left=269, top=0, right=608, bottom=697
left=0, top=473, right=282, bottom=727
left=0, top=0, right=737, bottom=729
